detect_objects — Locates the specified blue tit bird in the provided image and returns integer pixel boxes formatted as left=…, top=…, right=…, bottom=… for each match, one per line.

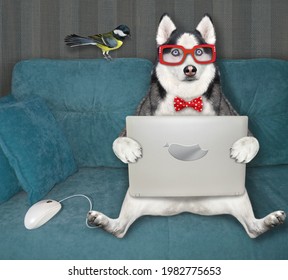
left=65, top=25, right=130, bottom=60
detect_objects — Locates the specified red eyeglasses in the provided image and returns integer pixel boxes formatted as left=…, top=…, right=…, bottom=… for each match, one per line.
left=158, top=44, right=216, bottom=66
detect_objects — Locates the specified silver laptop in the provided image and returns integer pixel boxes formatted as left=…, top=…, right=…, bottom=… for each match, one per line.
left=126, top=116, right=248, bottom=197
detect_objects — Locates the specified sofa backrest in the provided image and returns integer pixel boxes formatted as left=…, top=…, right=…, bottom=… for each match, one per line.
left=218, top=59, right=288, bottom=167
left=11, top=58, right=153, bottom=167
left=11, top=58, right=288, bottom=167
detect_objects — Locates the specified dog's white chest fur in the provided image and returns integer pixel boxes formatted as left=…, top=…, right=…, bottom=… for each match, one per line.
left=154, top=95, right=216, bottom=116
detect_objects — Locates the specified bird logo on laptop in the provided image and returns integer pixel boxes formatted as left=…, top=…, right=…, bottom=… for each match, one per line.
left=164, top=143, right=208, bottom=161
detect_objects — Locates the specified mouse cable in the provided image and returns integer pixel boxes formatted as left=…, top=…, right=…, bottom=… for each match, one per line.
left=58, top=194, right=99, bottom=229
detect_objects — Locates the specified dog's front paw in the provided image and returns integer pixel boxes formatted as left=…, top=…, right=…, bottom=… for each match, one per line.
left=113, top=137, right=142, bottom=164
left=230, top=136, right=259, bottom=163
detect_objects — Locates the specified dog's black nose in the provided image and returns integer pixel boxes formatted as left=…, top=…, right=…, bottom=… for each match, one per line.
left=183, top=65, right=197, bottom=77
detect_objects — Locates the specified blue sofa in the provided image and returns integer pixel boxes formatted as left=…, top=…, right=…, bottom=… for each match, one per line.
left=0, top=58, right=287, bottom=260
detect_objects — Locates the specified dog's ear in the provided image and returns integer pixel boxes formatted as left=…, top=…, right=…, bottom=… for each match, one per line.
left=196, top=14, right=216, bottom=45
left=156, top=14, right=176, bottom=46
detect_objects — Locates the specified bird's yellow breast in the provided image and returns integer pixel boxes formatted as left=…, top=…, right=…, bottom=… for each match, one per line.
left=97, top=40, right=123, bottom=51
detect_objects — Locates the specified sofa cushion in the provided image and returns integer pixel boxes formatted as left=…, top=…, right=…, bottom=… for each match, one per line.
left=0, top=95, right=22, bottom=204
left=11, top=58, right=153, bottom=168
left=218, top=59, right=288, bottom=166
left=0, top=97, right=77, bottom=204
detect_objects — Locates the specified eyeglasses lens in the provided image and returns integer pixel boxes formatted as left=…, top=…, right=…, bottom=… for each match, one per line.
left=194, top=47, right=213, bottom=63
left=162, top=47, right=184, bottom=64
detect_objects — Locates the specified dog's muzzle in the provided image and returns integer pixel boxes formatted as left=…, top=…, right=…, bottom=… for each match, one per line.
left=183, top=65, right=197, bottom=78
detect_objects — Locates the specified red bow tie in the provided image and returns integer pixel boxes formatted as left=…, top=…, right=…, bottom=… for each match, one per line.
left=174, top=96, right=203, bottom=112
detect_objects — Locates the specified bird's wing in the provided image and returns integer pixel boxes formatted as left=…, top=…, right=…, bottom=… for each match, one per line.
left=89, top=32, right=117, bottom=48
left=102, top=33, right=118, bottom=48
left=88, top=34, right=103, bottom=45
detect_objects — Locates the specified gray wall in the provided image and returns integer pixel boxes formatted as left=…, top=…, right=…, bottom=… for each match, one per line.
left=1, top=0, right=288, bottom=96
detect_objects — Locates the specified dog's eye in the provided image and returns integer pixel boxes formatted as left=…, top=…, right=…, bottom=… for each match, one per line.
left=195, top=48, right=203, bottom=56
left=171, top=49, right=181, bottom=56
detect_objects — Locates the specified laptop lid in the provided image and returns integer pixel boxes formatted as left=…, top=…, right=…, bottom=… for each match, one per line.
left=126, top=116, right=248, bottom=197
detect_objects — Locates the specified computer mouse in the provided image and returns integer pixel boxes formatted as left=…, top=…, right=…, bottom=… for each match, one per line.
left=24, top=199, right=62, bottom=230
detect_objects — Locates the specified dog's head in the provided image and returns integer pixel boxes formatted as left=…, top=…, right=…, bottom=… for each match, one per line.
left=155, top=14, right=217, bottom=97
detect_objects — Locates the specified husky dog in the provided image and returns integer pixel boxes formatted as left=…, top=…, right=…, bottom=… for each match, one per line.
left=88, top=14, right=286, bottom=238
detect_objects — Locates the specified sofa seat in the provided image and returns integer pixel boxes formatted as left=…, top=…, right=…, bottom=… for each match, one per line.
left=1, top=165, right=287, bottom=260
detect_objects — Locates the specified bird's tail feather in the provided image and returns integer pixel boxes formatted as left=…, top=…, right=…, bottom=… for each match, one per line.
left=65, top=34, right=96, bottom=47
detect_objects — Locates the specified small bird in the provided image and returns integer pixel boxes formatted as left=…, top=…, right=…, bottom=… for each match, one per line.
left=65, top=25, right=130, bottom=60
left=164, top=143, right=208, bottom=161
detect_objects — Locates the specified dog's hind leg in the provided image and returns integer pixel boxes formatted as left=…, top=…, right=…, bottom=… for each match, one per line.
left=87, top=191, right=145, bottom=238
left=87, top=190, right=188, bottom=238
left=227, top=191, right=286, bottom=238
left=87, top=189, right=286, bottom=238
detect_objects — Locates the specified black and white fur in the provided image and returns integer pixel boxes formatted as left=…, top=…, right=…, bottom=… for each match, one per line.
left=88, top=14, right=286, bottom=238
